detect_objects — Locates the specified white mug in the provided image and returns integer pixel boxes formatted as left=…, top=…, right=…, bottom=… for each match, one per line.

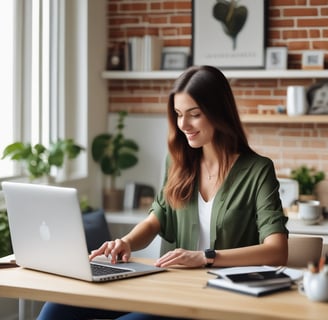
left=286, top=86, right=308, bottom=116
left=303, top=271, right=328, bottom=302
left=298, top=200, right=322, bottom=224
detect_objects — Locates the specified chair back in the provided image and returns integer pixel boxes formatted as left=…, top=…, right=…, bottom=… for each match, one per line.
left=287, top=236, right=323, bottom=268
left=82, top=209, right=111, bottom=253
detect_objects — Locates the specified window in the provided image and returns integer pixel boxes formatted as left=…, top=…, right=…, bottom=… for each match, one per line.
left=0, top=0, right=88, bottom=182
left=0, top=2, right=15, bottom=178
left=0, top=0, right=107, bottom=208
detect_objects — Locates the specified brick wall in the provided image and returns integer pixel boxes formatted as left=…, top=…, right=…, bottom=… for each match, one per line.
left=105, top=0, right=328, bottom=202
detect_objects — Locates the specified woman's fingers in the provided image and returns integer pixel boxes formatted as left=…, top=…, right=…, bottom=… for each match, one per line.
left=155, top=249, right=205, bottom=268
left=89, top=239, right=130, bottom=263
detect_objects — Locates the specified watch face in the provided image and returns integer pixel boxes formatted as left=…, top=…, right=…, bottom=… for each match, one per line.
left=205, top=249, right=216, bottom=259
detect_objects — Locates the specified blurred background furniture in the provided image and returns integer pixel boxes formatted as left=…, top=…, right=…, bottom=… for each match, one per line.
left=287, top=236, right=323, bottom=268
left=83, top=209, right=111, bottom=253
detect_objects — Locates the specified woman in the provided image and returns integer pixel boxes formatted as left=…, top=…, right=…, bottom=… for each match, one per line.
left=38, top=65, right=288, bottom=320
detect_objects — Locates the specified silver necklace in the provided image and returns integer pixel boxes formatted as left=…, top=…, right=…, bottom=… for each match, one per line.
left=203, top=162, right=217, bottom=180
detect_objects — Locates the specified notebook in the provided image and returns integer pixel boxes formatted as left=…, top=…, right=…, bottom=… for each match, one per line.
left=207, top=278, right=292, bottom=297
left=2, top=181, right=165, bottom=282
left=207, top=266, right=295, bottom=297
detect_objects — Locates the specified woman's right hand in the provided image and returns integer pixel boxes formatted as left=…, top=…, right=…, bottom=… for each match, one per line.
left=89, top=238, right=131, bottom=264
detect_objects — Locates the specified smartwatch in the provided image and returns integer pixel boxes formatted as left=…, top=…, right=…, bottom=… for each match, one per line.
left=204, top=248, right=216, bottom=267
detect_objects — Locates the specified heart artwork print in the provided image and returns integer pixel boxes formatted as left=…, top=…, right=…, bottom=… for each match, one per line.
left=212, top=0, right=248, bottom=50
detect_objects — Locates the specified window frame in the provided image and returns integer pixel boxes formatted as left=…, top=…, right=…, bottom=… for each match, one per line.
left=1, top=0, right=108, bottom=209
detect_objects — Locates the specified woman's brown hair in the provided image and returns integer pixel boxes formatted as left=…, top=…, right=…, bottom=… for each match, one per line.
left=164, top=65, right=253, bottom=208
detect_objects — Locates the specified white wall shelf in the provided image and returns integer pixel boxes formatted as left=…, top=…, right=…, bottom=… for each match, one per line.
left=102, top=70, right=328, bottom=80
left=102, top=70, right=328, bottom=124
left=102, top=70, right=182, bottom=80
left=241, top=114, right=328, bottom=124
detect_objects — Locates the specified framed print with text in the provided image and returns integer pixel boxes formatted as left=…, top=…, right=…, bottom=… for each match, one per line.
left=266, top=47, right=288, bottom=70
left=302, top=50, right=324, bottom=70
left=161, top=52, right=188, bottom=70
left=192, top=0, right=267, bottom=69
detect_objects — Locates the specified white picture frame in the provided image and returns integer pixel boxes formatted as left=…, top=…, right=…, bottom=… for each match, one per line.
left=302, top=50, right=324, bottom=70
left=192, top=0, right=268, bottom=69
left=161, top=52, right=188, bottom=70
left=265, top=47, right=288, bottom=70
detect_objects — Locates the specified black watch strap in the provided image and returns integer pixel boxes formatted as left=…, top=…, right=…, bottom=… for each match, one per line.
left=204, top=248, right=216, bottom=267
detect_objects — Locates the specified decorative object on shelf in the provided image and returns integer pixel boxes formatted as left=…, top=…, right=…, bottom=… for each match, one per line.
left=124, top=182, right=155, bottom=210
left=302, top=50, right=324, bottom=70
left=286, top=85, right=308, bottom=116
left=161, top=52, right=188, bottom=71
left=298, top=200, right=322, bottom=225
left=265, top=47, right=288, bottom=70
left=161, top=46, right=191, bottom=71
left=192, top=0, right=267, bottom=69
left=1, top=138, right=85, bottom=181
left=257, top=104, right=285, bottom=115
left=277, top=178, right=298, bottom=209
left=91, top=111, right=139, bottom=211
left=307, top=81, right=328, bottom=115
left=106, top=42, right=126, bottom=70
left=290, top=165, right=325, bottom=201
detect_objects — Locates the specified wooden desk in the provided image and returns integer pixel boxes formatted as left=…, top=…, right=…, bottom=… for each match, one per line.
left=0, top=260, right=328, bottom=320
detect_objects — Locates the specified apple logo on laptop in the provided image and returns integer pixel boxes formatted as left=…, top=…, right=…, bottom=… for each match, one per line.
left=39, top=221, right=51, bottom=241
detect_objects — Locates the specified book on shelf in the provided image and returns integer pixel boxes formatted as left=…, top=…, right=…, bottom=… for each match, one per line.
left=127, top=35, right=163, bottom=71
left=207, top=266, right=293, bottom=297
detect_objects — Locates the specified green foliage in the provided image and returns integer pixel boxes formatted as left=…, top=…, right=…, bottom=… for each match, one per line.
left=290, top=165, right=325, bottom=195
left=91, top=111, right=139, bottom=190
left=1, top=138, right=85, bottom=180
left=0, top=210, right=12, bottom=258
left=80, top=196, right=95, bottom=214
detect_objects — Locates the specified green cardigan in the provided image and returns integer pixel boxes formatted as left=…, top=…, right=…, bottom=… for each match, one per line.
left=150, top=152, right=288, bottom=251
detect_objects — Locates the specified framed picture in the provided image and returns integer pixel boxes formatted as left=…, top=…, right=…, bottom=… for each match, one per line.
left=192, top=0, right=268, bottom=69
left=302, top=51, right=324, bottom=70
left=161, top=52, right=188, bottom=70
left=266, top=47, right=288, bottom=70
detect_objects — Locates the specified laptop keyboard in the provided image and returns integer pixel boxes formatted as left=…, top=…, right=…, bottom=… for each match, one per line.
left=91, top=263, right=132, bottom=276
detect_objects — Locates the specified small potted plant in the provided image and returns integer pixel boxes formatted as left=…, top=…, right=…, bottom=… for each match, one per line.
left=91, top=111, right=139, bottom=211
left=1, top=138, right=84, bottom=182
left=0, top=209, right=12, bottom=258
left=290, top=165, right=325, bottom=201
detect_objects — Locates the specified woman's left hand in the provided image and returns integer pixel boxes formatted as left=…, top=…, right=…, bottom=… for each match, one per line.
left=154, top=248, right=206, bottom=268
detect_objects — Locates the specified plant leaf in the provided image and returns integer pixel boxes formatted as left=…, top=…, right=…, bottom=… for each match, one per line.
left=1, top=142, right=26, bottom=159
left=100, top=155, right=116, bottom=175
left=91, top=134, right=112, bottom=162
left=118, top=153, right=138, bottom=169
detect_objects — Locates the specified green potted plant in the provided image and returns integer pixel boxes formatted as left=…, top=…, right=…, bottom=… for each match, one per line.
left=1, top=138, right=84, bottom=182
left=290, top=165, right=325, bottom=200
left=0, top=209, right=12, bottom=258
left=91, top=111, right=139, bottom=211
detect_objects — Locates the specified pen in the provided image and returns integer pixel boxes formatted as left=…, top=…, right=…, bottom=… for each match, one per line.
left=275, top=266, right=286, bottom=274
left=307, top=261, right=319, bottom=273
left=318, top=256, right=325, bottom=271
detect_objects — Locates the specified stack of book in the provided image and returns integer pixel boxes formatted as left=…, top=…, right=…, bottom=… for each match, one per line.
left=127, top=35, right=163, bottom=71
left=207, top=266, right=293, bottom=297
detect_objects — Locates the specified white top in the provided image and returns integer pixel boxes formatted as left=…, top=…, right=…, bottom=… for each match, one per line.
left=198, top=192, right=214, bottom=250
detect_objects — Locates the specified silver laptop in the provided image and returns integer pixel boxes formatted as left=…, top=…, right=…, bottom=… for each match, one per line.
left=2, top=181, right=165, bottom=282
